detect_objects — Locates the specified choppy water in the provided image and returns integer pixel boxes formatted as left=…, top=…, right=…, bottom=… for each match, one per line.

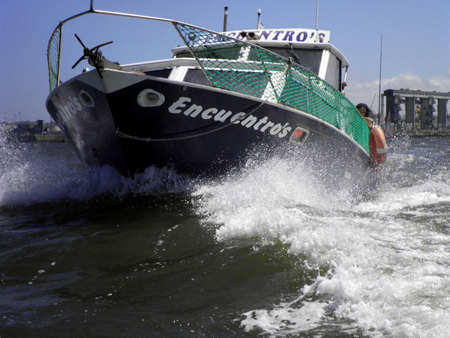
left=1, top=135, right=449, bottom=337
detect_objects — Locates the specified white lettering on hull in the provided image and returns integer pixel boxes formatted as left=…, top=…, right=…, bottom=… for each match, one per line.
left=168, top=96, right=292, bottom=138
left=55, top=96, right=84, bottom=131
left=53, top=90, right=96, bottom=131
left=53, top=92, right=293, bottom=140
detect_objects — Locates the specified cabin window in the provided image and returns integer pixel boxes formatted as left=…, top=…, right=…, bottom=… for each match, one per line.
left=264, top=48, right=323, bottom=76
left=324, top=53, right=342, bottom=91
left=143, top=69, right=172, bottom=78
left=184, top=69, right=212, bottom=86
left=175, top=51, right=194, bottom=58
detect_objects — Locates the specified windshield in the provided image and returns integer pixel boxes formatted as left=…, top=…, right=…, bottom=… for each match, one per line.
left=265, top=48, right=323, bottom=75
left=325, top=52, right=342, bottom=91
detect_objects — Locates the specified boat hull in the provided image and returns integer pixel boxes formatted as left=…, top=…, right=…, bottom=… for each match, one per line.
left=46, top=70, right=374, bottom=191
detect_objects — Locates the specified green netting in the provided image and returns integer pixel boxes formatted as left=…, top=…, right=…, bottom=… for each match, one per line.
left=47, top=24, right=62, bottom=92
left=175, top=23, right=370, bottom=153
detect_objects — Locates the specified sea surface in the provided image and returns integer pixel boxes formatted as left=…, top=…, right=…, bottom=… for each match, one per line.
left=1, top=135, right=450, bottom=338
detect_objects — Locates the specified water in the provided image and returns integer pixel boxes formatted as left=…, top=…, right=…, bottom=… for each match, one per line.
left=1, top=136, right=449, bottom=337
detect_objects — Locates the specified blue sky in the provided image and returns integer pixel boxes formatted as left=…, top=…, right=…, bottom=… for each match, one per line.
left=1, top=0, right=449, bottom=122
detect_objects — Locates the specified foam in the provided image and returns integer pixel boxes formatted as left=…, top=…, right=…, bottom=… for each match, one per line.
left=194, top=151, right=450, bottom=337
left=241, top=302, right=327, bottom=335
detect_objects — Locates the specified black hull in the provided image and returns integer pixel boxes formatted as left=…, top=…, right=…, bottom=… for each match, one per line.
left=46, top=70, right=374, bottom=191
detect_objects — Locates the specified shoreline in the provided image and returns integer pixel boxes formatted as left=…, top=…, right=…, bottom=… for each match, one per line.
left=8, top=133, right=65, bottom=143
left=392, top=129, right=450, bottom=138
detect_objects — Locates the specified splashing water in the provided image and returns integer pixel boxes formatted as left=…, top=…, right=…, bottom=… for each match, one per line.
left=0, top=139, right=191, bottom=207
left=2, top=129, right=450, bottom=337
left=194, top=142, right=450, bottom=337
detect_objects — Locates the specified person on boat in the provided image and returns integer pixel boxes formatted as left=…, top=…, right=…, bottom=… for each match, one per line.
left=356, top=103, right=387, bottom=167
left=356, top=103, right=374, bottom=118
left=356, top=103, right=374, bottom=127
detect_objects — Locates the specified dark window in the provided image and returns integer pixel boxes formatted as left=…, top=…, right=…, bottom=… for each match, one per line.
left=143, top=69, right=172, bottom=78
left=324, top=53, right=342, bottom=90
left=264, top=48, right=323, bottom=76
left=175, top=51, right=193, bottom=58
left=184, top=69, right=211, bottom=86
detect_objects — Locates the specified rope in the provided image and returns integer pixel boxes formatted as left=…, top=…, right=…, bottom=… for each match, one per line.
left=116, top=99, right=267, bottom=142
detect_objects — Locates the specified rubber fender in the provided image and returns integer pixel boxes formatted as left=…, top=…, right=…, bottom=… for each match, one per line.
left=369, top=125, right=387, bottom=166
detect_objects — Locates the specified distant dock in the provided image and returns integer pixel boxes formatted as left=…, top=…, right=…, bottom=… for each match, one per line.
left=393, top=129, right=450, bottom=138
left=11, top=133, right=66, bottom=143
left=1, top=120, right=65, bottom=143
left=382, top=89, right=450, bottom=138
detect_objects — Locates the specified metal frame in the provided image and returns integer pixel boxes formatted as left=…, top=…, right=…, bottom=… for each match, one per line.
left=47, top=0, right=223, bottom=92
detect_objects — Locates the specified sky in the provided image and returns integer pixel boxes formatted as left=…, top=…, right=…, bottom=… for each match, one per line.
left=0, top=0, right=449, bottom=122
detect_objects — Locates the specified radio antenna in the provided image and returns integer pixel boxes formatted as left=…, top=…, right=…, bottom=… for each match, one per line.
left=378, top=34, right=383, bottom=125
left=315, top=0, right=319, bottom=30
left=315, top=0, right=320, bottom=42
left=257, top=9, right=261, bottom=29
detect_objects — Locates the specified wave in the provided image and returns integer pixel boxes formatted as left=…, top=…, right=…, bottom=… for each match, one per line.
left=193, top=141, right=450, bottom=337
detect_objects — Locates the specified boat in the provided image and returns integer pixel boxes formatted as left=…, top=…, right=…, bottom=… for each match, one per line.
left=46, top=2, right=387, bottom=193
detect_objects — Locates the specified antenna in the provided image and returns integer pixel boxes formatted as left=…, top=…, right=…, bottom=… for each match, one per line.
left=315, top=0, right=319, bottom=42
left=378, top=34, right=383, bottom=125
left=315, top=0, right=319, bottom=30
left=257, top=9, right=261, bottom=29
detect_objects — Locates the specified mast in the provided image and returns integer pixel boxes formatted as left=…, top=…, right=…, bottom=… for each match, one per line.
left=316, top=0, right=319, bottom=30
left=257, top=9, right=261, bottom=29
left=315, top=0, right=319, bottom=42
left=378, top=34, right=383, bottom=125
left=223, top=6, right=228, bottom=32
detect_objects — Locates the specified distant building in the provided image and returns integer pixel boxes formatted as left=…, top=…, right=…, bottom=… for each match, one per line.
left=1, top=120, right=64, bottom=142
left=382, top=89, right=450, bottom=134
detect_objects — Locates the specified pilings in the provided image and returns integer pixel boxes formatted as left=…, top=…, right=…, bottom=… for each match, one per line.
left=382, top=89, right=450, bottom=136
